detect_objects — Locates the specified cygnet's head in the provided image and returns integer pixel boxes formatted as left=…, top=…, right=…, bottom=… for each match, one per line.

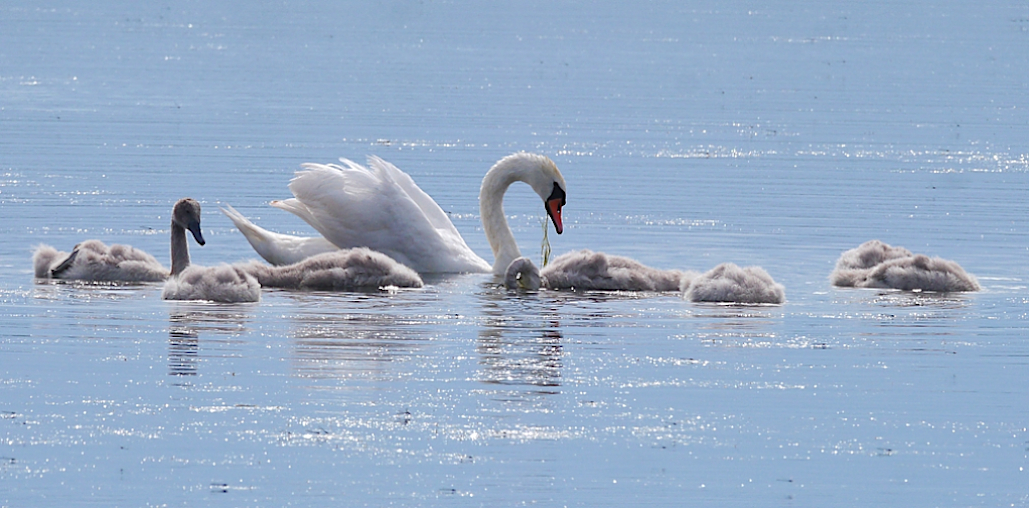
left=494, top=152, right=567, bottom=234
left=172, top=198, right=205, bottom=245
left=504, top=256, right=542, bottom=290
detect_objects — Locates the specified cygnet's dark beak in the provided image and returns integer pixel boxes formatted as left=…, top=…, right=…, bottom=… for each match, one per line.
left=545, top=183, right=566, bottom=234
left=188, top=221, right=205, bottom=246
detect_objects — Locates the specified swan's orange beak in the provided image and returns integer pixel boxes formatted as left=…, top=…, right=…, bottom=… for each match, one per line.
left=545, top=183, right=566, bottom=234
left=546, top=197, right=564, bottom=234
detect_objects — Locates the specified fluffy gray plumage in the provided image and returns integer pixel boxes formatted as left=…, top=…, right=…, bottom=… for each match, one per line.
left=830, top=240, right=980, bottom=292
left=685, top=263, right=785, bottom=304
left=33, top=240, right=168, bottom=283
left=234, top=248, right=423, bottom=290
left=162, top=263, right=261, bottom=303
left=504, top=250, right=786, bottom=304
left=515, top=249, right=692, bottom=291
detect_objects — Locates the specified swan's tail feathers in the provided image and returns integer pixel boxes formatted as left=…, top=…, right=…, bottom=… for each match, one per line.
left=221, top=205, right=289, bottom=265
left=49, top=247, right=80, bottom=278
left=221, top=205, right=268, bottom=241
left=221, top=205, right=340, bottom=266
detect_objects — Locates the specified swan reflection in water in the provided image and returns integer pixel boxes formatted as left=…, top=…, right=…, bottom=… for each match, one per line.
left=477, top=288, right=565, bottom=399
left=167, top=303, right=251, bottom=379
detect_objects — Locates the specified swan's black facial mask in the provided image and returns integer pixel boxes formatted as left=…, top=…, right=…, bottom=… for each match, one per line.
left=545, top=183, right=566, bottom=234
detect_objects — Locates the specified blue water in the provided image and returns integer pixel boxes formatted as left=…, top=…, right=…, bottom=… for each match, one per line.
left=2, top=1, right=1027, bottom=506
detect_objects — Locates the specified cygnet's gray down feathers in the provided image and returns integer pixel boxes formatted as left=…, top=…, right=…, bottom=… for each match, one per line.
left=234, top=248, right=423, bottom=290
left=504, top=249, right=785, bottom=304
left=527, top=249, right=691, bottom=292
left=830, top=240, right=979, bottom=292
left=33, top=240, right=168, bottom=282
left=684, top=262, right=785, bottom=304
left=162, top=264, right=261, bottom=303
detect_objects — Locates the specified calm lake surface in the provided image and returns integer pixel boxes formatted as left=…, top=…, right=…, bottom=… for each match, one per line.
left=2, top=1, right=1027, bottom=506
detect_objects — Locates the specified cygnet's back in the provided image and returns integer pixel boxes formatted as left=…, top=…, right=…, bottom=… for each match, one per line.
left=235, top=247, right=423, bottom=291
left=830, top=240, right=980, bottom=292
left=540, top=249, right=689, bottom=292
left=684, top=263, right=785, bottom=304
left=33, top=240, right=168, bottom=282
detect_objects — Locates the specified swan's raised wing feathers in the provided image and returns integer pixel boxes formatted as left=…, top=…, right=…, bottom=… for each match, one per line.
left=366, top=156, right=463, bottom=239
left=278, top=158, right=489, bottom=273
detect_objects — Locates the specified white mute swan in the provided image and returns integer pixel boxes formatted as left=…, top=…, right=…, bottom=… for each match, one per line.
left=223, top=152, right=567, bottom=275
left=505, top=252, right=786, bottom=304
left=830, top=239, right=980, bottom=292
left=33, top=240, right=168, bottom=283
left=161, top=198, right=262, bottom=303
left=234, top=248, right=423, bottom=291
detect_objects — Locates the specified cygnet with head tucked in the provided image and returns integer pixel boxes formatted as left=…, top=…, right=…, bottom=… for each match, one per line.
left=504, top=250, right=785, bottom=304
left=829, top=239, right=979, bottom=292
left=34, top=241, right=168, bottom=283
left=233, top=247, right=423, bottom=291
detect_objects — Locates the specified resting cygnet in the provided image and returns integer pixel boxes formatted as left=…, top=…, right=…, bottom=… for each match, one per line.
left=33, top=240, right=168, bottom=283
left=830, top=239, right=980, bottom=292
left=505, top=250, right=785, bottom=304
left=233, top=248, right=423, bottom=291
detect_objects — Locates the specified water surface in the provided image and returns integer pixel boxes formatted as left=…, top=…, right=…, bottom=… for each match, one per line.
left=1, top=1, right=1027, bottom=506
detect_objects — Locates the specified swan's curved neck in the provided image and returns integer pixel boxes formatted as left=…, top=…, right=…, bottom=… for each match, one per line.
left=480, top=164, right=525, bottom=275
left=170, top=222, right=190, bottom=276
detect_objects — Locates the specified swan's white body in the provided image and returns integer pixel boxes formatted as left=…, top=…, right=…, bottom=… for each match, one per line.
left=161, top=198, right=261, bottom=303
left=830, top=239, right=980, bottom=292
left=225, top=152, right=566, bottom=275
left=33, top=240, right=169, bottom=282
left=505, top=253, right=786, bottom=304
left=234, top=247, right=423, bottom=291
